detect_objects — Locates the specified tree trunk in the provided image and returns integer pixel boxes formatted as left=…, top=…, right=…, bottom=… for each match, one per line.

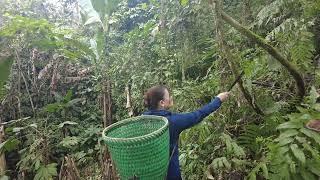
left=103, top=82, right=107, bottom=128
left=100, top=11, right=117, bottom=180
left=102, top=78, right=113, bottom=127
left=313, top=15, right=320, bottom=56
left=106, top=80, right=112, bottom=126
left=101, top=79, right=117, bottom=180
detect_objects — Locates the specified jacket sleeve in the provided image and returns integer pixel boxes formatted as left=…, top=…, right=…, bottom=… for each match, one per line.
left=170, top=97, right=222, bottom=133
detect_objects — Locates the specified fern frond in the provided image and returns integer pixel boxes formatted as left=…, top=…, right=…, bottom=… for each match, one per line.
left=237, top=125, right=265, bottom=153
left=290, top=30, right=315, bottom=71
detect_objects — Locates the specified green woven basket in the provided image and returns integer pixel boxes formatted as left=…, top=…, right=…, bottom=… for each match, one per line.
left=102, top=115, right=170, bottom=180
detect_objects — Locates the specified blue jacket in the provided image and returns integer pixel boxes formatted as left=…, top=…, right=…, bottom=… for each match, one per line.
left=143, top=97, right=222, bottom=180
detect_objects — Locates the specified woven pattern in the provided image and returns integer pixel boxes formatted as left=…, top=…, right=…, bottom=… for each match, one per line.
left=102, top=115, right=169, bottom=180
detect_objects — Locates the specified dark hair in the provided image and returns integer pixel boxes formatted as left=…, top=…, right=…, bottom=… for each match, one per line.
left=144, top=85, right=169, bottom=110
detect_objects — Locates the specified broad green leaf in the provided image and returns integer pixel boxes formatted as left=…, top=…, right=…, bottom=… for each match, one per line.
left=279, top=146, right=290, bottom=155
left=59, top=136, right=80, bottom=148
left=90, top=0, right=107, bottom=18
left=34, top=163, right=57, bottom=180
left=179, top=0, right=189, bottom=6
left=141, top=3, right=148, bottom=10
left=35, top=160, right=40, bottom=170
left=64, top=90, right=73, bottom=102
left=261, top=163, right=269, bottom=179
left=95, top=30, right=105, bottom=60
left=277, top=164, right=291, bottom=178
left=300, top=168, right=316, bottom=180
left=300, top=128, right=320, bottom=145
left=307, top=86, right=319, bottom=105
left=307, top=160, right=320, bottom=176
left=295, top=136, right=307, bottom=143
left=290, top=144, right=306, bottom=164
left=277, top=121, right=301, bottom=130
left=0, top=138, right=19, bottom=153
left=45, top=103, right=62, bottom=113
left=79, top=0, right=103, bottom=26
left=279, top=129, right=299, bottom=139
left=277, top=137, right=294, bottom=146
left=248, top=173, right=256, bottom=180
left=304, top=144, right=320, bottom=160
left=91, top=0, right=121, bottom=16
left=90, top=39, right=100, bottom=60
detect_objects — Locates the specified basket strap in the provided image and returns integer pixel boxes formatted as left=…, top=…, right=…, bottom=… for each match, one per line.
left=169, top=144, right=177, bottom=162
left=165, top=143, right=177, bottom=179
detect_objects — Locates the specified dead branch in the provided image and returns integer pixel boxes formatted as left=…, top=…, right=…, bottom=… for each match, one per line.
left=125, top=84, right=134, bottom=117
left=14, top=49, right=36, bottom=116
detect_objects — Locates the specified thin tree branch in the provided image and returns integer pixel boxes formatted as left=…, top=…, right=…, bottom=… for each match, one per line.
left=211, top=0, right=264, bottom=115
left=14, top=49, right=36, bottom=116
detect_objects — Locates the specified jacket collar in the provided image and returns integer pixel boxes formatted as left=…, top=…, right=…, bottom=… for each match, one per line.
left=143, top=109, right=172, bottom=116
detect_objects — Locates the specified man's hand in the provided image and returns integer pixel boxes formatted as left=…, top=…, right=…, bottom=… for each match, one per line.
left=217, top=92, right=231, bottom=102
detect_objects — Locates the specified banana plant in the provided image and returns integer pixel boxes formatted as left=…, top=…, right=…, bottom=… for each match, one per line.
left=78, top=0, right=121, bottom=66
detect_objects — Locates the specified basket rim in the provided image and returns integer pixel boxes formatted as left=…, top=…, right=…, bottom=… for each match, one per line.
left=102, top=115, right=169, bottom=143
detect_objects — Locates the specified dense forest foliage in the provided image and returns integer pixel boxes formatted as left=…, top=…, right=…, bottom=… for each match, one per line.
left=0, top=0, right=319, bottom=179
